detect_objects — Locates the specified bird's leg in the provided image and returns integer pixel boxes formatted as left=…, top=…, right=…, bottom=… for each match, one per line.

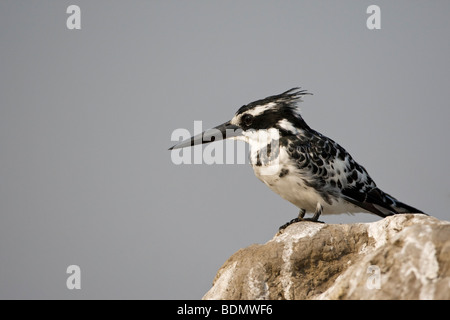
left=298, top=208, right=306, bottom=219
left=278, top=209, right=306, bottom=231
left=278, top=206, right=324, bottom=231
left=278, top=208, right=307, bottom=231
left=302, top=203, right=324, bottom=222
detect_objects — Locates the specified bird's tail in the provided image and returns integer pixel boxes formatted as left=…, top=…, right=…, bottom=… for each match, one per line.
left=342, top=187, right=426, bottom=218
left=372, top=189, right=426, bottom=217
left=390, top=197, right=426, bottom=215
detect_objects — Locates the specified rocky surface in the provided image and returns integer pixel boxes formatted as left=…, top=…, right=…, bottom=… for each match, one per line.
left=203, top=214, right=450, bottom=300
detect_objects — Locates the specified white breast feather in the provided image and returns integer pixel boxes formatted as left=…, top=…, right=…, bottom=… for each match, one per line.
left=252, top=147, right=364, bottom=215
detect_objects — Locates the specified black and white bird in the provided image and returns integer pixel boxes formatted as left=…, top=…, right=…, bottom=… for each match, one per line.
left=169, top=88, right=425, bottom=229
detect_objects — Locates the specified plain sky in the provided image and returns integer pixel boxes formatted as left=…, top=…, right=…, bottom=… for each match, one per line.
left=0, top=1, right=449, bottom=299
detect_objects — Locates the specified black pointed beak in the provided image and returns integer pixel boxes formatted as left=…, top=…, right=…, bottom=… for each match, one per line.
left=169, top=121, right=242, bottom=150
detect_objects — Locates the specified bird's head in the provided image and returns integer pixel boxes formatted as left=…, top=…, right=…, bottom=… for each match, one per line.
left=169, top=87, right=312, bottom=150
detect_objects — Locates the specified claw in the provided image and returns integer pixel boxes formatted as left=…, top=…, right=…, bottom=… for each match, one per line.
left=278, top=204, right=324, bottom=231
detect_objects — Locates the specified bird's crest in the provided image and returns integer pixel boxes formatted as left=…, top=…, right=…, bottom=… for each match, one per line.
left=235, top=87, right=312, bottom=117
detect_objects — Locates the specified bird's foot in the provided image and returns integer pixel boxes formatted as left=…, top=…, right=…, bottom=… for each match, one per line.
left=302, top=217, right=325, bottom=223
left=278, top=217, right=324, bottom=232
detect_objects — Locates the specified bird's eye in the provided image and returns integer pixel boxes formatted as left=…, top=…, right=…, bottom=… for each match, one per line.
left=242, top=114, right=253, bottom=126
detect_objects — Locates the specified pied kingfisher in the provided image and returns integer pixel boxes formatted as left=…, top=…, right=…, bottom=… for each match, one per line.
left=169, top=88, right=425, bottom=229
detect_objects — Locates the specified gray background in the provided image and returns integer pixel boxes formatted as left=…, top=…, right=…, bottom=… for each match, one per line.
left=1, top=0, right=449, bottom=299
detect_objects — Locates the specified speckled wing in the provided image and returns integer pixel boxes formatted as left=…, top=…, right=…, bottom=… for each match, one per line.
left=282, top=132, right=411, bottom=217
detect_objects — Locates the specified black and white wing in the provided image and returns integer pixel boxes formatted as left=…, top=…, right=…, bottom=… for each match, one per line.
left=282, top=132, right=424, bottom=217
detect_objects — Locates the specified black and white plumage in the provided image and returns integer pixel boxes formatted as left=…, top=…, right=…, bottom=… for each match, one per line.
left=170, top=88, right=425, bottom=228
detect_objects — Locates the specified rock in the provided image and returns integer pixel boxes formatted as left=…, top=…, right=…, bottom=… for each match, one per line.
left=203, top=214, right=450, bottom=300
